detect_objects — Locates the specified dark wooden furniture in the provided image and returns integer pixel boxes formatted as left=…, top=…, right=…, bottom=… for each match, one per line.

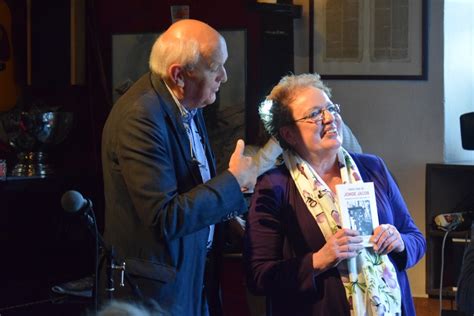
left=247, top=2, right=302, bottom=144
left=425, top=163, right=474, bottom=298
left=0, top=176, right=96, bottom=315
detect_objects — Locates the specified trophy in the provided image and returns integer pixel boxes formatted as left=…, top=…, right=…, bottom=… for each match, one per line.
left=3, top=111, right=74, bottom=177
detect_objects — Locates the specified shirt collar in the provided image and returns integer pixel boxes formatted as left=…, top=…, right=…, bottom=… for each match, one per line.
left=164, top=81, right=197, bottom=125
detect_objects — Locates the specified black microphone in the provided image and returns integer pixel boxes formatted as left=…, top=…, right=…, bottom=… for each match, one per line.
left=61, top=190, right=95, bottom=226
left=61, top=192, right=144, bottom=300
left=61, top=190, right=92, bottom=213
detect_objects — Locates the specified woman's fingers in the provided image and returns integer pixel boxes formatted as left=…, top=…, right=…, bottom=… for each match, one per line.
left=371, top=224, right=404, bottom=254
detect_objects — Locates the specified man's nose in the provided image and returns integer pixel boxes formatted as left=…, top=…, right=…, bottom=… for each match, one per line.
left=220, top=67, right=228, bottom=83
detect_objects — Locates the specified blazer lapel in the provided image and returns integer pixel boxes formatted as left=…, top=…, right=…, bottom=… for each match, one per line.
left=149, top=73, right=203, bottom=184
left=194, top=110, right=217, bottom=177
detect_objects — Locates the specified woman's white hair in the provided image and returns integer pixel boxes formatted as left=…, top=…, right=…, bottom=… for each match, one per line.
left=149, top=34, right=201, bottom=79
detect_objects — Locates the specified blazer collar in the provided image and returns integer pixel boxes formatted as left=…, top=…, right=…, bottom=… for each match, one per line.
left=149, top=73, right=217, bottom=179
left=149, top=73, right=181, bottom=121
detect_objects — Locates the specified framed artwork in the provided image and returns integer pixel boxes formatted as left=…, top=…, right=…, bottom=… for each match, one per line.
left=111, top=29, right=247, bottom=173
left=111, top=32, right=158, bottom=102
left=312, top=0, right=427, bottom=80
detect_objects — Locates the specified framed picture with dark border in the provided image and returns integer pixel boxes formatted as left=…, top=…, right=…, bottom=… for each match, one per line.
left=312, top=0, right=427, bottom=80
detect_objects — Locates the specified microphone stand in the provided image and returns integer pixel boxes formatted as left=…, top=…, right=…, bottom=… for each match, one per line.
left=81, top=207, right=143, bottom=311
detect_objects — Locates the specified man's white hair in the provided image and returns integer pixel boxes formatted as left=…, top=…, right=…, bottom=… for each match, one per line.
left=149, top=34, right=201, bottom=79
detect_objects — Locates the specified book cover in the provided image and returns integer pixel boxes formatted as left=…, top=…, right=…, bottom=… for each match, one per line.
left=336, top=182, right=379, bottom=247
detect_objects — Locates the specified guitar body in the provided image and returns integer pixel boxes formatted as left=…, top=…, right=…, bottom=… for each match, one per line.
left=0, top=0, right=18, bottom=112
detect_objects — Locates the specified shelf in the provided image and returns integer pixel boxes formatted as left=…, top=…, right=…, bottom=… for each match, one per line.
left=427, top=162, right=474, bottom=169
left=250, top=2, right=302, bottom=18
left=427, top=287, right=458, bottom=298
left=452, top=238, right=471, bottom=243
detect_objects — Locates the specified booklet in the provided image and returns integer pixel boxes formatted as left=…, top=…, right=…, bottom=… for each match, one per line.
left=336, top=182, right=379, bottom=247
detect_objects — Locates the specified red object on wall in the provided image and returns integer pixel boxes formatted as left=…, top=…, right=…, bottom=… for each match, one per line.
left=0, top=0, right=18, bottom=111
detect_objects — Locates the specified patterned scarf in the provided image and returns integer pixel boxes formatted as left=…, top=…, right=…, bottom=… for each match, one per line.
left=283, top=148, right=401, bottom=316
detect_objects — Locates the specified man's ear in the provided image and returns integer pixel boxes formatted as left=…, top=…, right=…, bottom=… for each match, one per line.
left=279, top=125, right=296, bottom=147
left=168, top=64, right=185, bottom=87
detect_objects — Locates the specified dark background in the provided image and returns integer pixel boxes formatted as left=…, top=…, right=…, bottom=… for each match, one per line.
left=0, top=0, right=299, bottom=314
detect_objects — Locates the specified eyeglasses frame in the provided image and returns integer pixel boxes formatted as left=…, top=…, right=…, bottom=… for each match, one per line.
left=293, top=103, right=341, bottom=124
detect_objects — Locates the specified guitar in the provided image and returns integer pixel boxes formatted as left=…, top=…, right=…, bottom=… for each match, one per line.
left=0, top=0, right=18, bottom=112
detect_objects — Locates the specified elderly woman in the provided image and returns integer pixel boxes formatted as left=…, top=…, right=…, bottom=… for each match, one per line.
left=243, top=73, right=425, bottom=316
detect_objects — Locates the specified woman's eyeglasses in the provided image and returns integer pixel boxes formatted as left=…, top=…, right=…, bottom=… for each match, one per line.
left=293, top=103, right=341, bottom=124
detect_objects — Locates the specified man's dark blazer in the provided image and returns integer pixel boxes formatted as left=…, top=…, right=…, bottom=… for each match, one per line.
left=101, top=72, right=247, bottom=315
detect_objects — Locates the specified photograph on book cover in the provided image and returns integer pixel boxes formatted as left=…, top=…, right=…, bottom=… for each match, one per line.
left=313, top=0, right=427, bottom=79
left=336, top=182, right=379, bottom=247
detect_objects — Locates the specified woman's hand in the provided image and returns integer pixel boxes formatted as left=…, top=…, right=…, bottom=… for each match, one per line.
left=312, top=228, right=363, bottom=272
left=370, top=224, right=405, bottom=255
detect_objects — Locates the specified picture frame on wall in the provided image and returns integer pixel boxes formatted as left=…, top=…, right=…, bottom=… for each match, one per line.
left=111, top=29, right=247, bottom=173
left=312, top=0, right=427, bottom=80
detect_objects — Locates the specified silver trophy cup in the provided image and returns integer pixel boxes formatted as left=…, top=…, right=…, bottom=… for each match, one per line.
left=5, top=111, right=74, bottom=177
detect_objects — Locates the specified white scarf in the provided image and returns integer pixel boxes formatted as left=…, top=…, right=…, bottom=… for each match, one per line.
left=283, top=148, right=401, bottom=316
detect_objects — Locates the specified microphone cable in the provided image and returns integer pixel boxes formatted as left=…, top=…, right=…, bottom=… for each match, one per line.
left=439, top=226, right=456, bottom=316
left=86, top=204, right=99, bottom=315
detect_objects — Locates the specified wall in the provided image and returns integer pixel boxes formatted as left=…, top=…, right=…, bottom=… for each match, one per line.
left=293, top=0, right=457, bottom=297
left=444, top=0, right=474, bottom=162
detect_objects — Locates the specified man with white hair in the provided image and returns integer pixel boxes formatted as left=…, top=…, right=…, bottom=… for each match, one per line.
left=101, top=19, right=256, bottom=316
